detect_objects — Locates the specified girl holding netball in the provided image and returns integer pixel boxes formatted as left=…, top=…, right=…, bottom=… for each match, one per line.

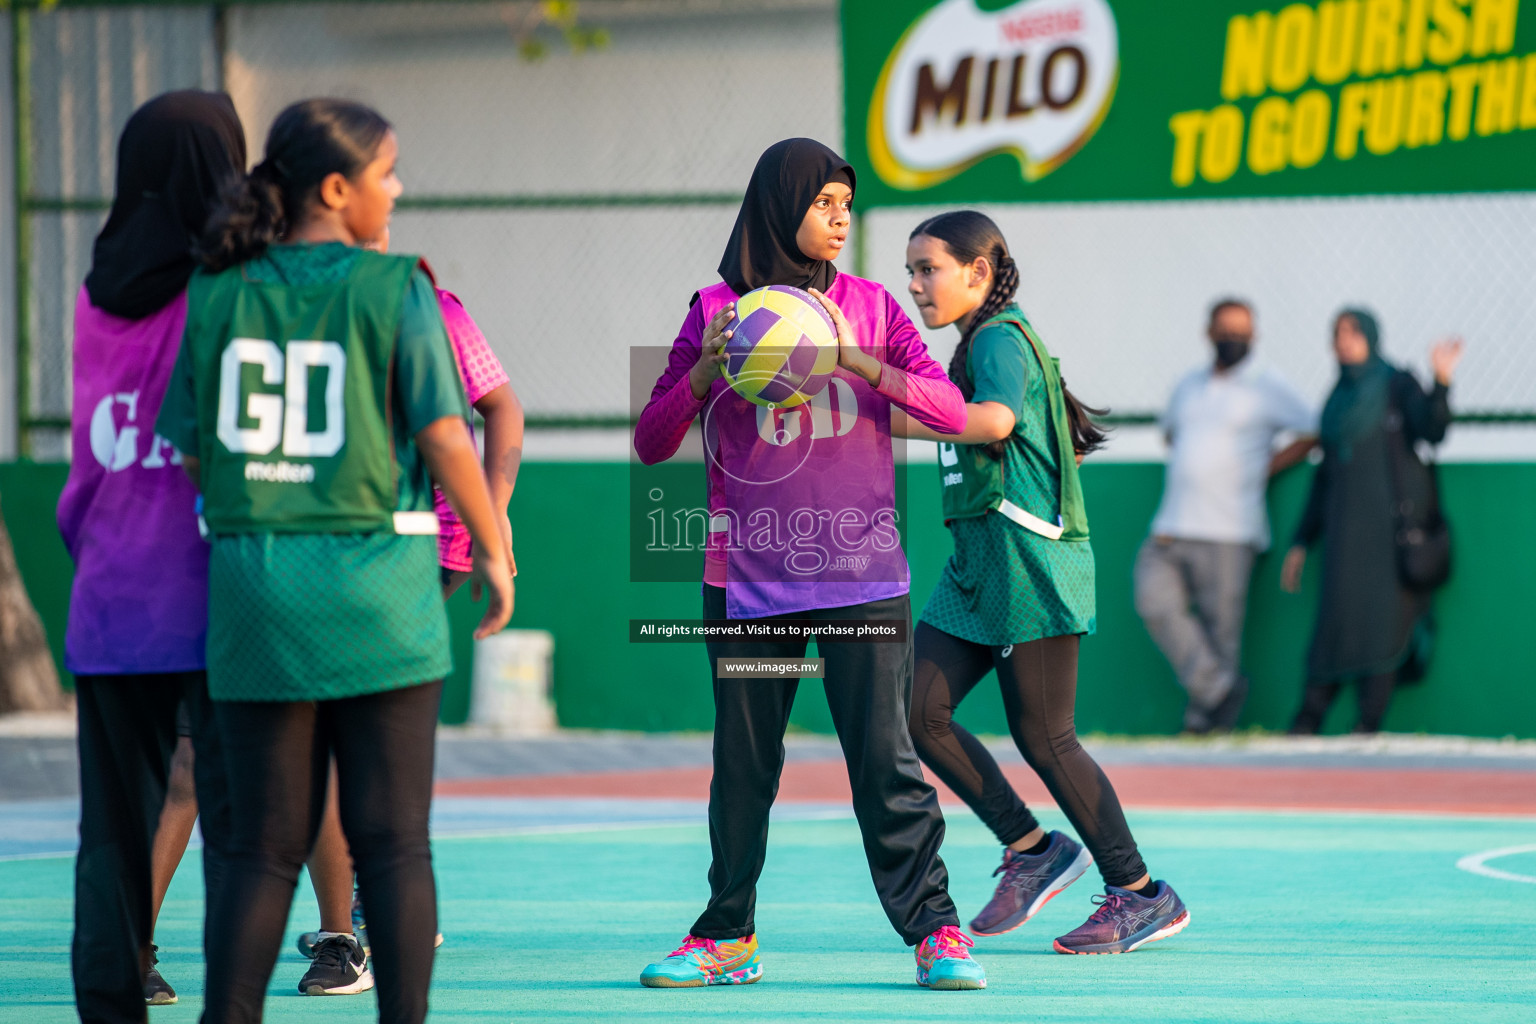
left=895, top=210, right=1188, bottom=955
left=156, top=98, right=512, bottom=1022
left=633, top=138, right=985, bottom=990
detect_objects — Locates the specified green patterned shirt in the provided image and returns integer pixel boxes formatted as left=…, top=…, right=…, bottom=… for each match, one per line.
left=921, top=310, right=1096, bottom=645
left=160, top=242, right=468, bottom=700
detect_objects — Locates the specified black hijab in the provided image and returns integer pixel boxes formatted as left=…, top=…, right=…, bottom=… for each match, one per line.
left=717, top=138, right=855, bottom=296
left=84, top=90, right=246, bottom=319
left=1320, top=307, right=1396, bottom=460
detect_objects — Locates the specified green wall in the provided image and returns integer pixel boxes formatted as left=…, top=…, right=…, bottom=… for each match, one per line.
left=4, top=460, right=1533, bottom=738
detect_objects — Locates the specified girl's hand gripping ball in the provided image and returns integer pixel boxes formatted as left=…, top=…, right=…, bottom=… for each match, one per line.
left=808, top=288, right=881, bottom=386
left=690, top=304, right=735, bottom=401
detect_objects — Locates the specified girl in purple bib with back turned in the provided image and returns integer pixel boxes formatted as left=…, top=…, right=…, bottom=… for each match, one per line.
left=56, top=90, right=246, bottom=1019
left=633, top=138, right=985, bottom=991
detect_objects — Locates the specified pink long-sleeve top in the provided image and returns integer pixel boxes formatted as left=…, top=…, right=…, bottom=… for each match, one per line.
left=432, top=287, right=511, bottom=572
left=634, top=273, right=964, bottom=618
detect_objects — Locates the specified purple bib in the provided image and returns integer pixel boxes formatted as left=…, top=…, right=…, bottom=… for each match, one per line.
left=694, top=280, right=911, bottom=619
left=57, top=288, right=208, bottom=674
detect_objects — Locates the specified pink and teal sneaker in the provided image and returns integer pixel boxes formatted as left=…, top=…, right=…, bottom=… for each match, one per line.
left=639, top=933, right=763, bottom=988
left=915, top=925, right=987, bottom=990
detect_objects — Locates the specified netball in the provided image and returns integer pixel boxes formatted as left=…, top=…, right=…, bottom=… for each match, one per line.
left=721, top=285, right=840, bottom=408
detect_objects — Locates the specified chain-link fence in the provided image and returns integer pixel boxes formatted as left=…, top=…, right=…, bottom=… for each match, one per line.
left=6, top=0, right=1533, bottom=460
left=6, top=0, right=841, bottom=457
left=863, top=192, right=1536, bottom=426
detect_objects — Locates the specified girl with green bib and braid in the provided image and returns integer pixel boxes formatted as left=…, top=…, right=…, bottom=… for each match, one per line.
left=894, top=211, right=1189, bottom=955
left=156, top=98, right=513, bottom=1022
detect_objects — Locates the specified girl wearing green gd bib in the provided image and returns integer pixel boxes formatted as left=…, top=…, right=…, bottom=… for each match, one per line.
left=157, top=99, right=512, bottom=1022
left=894, top=211, right=1188, bottom=956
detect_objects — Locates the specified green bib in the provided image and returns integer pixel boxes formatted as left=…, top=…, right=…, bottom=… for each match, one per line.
left=185, top=250, right=419, bottom=534
left=938, top=313, right=1090, bottom=542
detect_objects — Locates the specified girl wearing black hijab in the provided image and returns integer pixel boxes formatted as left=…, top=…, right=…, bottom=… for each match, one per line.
left=57, top=89, right=245, bottom=1018
left=84, top=91, right=249, bottom=318
left=1280, top=309, right=1463, bottom=733
left=634, top=139, right=985, bottom=989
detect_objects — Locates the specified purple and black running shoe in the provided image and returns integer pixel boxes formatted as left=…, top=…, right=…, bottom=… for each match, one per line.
left=1053, top=881, right=1190, bottom=954
left=969, top=831, right=1094, bottom=937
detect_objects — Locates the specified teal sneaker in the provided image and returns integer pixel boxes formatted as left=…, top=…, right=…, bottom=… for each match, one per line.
left=351, top=890, right=369, bottom=956
left=639, top=934, right=763, bottom=988
left=915, top=925, right=986, bottom=990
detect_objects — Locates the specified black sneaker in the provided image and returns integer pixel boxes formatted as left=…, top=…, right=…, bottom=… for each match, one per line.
left=1209, top=675, right=1249, bottom=731
left=300, top=925, right=443, bottom=958
left=1187, top=675, right=1249, bottom=735
left=143, top=945, right=177, bottom=1005
left=297, top=934, right=374, bottom=996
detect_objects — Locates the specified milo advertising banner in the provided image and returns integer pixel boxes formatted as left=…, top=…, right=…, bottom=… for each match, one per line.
left=844, top=0, right=1536, bottom=203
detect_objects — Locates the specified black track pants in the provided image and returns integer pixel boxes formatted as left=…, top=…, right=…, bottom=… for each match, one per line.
left=691, top=586, right=958, bottom=946
left=72, top=674, right=185, bottom=1024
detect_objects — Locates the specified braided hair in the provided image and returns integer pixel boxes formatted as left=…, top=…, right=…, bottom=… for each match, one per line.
left=910, top=210, right=1107, bottom=457
left=200, top=98, right=391, bottom=271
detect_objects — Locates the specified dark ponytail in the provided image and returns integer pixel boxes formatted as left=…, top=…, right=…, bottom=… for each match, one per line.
left=200, top=98, right=391, bottom=271
left=1059, top=376, right=1107, bottom=457
left=910, top=210, right=1108, bottom=457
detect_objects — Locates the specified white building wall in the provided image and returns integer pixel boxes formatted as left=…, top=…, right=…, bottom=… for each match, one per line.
left=9, top=5, right=218, bottom=459
left=225, top=0, right=843, bottom=423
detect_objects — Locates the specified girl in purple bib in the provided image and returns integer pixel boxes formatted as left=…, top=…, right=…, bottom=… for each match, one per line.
left=634, top=138, right=985, bottom=991
left=56, top=89, right=247, bottom=1019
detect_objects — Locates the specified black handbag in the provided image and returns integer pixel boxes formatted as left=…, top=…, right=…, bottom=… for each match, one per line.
left=1385, top=392, right=1452, bottom=593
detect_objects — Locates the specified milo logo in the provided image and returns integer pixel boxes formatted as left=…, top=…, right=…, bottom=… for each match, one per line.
left=868, top=0, right=1119, bottom=189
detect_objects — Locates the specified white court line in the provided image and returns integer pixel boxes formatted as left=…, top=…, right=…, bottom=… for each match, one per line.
left=436, top=808, right=855, bottom=844
left=0, top=808, right=859, bottom=863
left=0, top=849, right=83, bottom=864
left=1455, top=844, right=1536, bottom=884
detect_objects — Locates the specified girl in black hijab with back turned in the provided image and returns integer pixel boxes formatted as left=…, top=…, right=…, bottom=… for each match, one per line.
left=1280, top=309, right=1464, bottom=733
left=85, top=90, right=247, bottom=317
left=59, top=89, right=245, bottom=1017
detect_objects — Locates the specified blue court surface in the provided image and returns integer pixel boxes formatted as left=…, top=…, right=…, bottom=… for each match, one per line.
left=3, top=732, right=1535, bottom=1023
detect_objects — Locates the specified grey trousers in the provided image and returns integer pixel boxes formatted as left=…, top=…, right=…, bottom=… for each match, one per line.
left=1133, top=536, right=1257, bottom=730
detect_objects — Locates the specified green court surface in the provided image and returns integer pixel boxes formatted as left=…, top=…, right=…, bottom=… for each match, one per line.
left=4, top=809, right=1533, bottom=1023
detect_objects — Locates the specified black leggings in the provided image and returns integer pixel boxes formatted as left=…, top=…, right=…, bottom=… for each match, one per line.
left=909, top=623, right=1148, bottom=888
left=203, top=681, right=442, bottom=1024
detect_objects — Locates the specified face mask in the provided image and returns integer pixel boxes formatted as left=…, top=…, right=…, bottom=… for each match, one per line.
left=1213, top=338, right=1250, bottom=369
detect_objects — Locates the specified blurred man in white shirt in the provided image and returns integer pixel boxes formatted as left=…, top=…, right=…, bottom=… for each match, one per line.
left=1135, top=299, right=1317, bottom=733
